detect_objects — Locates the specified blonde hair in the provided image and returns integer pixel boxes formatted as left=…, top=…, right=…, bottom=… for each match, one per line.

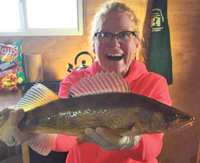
left=90, top=1, right=140, bottom=43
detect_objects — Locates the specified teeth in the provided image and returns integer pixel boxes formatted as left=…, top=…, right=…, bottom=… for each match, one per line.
left=106, top=54, right=124, bottom=61
left=107, top=54, right=122, bottom=57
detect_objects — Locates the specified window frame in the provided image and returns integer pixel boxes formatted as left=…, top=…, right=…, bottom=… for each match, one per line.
left=0, top=0, right=83, bottom=36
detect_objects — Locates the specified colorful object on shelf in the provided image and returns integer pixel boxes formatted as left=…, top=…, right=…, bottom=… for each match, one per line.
left=0, top=39, right=26, bottom=91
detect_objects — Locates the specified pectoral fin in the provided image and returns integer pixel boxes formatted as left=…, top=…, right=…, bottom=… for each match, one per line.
left=28, top=134, right=57, bottom=156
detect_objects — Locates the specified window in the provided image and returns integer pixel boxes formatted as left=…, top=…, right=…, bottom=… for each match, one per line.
left=0, top=0, right=83, bottom=36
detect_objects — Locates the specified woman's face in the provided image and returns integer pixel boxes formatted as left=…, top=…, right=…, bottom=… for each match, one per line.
left=93, top=11, right=139, bottom=77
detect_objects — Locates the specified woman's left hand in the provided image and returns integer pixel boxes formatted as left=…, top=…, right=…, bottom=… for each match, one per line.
left=77, top=127, right=141, bottom=151
left=0, top=108, right=31, bottom=146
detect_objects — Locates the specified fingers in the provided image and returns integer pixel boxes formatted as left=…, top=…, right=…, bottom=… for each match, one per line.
left=77, top=128, right=112, bottom=148
left=7, top=109, right=24, bottom=126
left=95, top=128, right=138, bottom=150
left=77, top=127, right=122, bottom=150
left=85, top=128, right=110, bottom=147
left=77, top=127, right=139, bottom=151
left=3, top=126, right=31, bottom=146
left=0, top=108, right=15, bottom=127
left=11, top=127, right=31, bottom=145
left=0, top=109, right=28, bottom=146
left=3, top=126, right=19, bottom=146
left=95, top=127, right=121, bottom=145
left=7, top=111, right=18, bottom=126
left=1, top=108, right=13, bottom=116
left=3, top=134, right=16, bottom=146
left=15, top=109, right=25, bottom=124
left=77, top=133, right=97, bottom=144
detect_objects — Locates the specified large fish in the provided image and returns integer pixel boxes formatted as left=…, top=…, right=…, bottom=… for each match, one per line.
left=0, top=71, right=194, bottom=155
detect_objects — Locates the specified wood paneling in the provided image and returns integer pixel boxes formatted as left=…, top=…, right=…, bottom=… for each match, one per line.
left=158, top=0, right=200, bottom=162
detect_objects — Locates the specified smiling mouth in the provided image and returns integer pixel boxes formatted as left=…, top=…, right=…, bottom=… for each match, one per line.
left=106, top=54, right=124, bottom=61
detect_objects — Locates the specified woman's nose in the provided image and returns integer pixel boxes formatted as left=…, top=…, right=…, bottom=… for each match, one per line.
left=109, top=36, right=121, bottom=47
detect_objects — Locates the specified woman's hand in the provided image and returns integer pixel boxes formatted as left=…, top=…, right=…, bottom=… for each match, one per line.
left=0, top=108, right=31, bottom=146
left=77, top=127, right=141, bottom=151
left=0, top=108, right=57, bottom=156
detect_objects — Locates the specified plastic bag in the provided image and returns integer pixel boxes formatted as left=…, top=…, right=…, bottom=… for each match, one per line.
left=0, top=39, right=26, bottom=91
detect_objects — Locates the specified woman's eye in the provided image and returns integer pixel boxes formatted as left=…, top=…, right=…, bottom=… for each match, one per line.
left=101, top=32, right=111, bottom=38
left=119, top=32, right=129, bottom=38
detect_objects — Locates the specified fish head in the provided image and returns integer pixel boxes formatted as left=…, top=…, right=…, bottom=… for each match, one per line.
left=165, top=110, right=195, bottom=131
left=141, top=108, right=195, bottom=134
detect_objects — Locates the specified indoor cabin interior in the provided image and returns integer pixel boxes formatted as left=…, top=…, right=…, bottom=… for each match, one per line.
left=0, top=0, right=199, bottom=163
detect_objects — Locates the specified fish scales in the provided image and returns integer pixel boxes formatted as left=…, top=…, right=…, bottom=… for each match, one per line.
left=18, top=92, right=193, bottom=136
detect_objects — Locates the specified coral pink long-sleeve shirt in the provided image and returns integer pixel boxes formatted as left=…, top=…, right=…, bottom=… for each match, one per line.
left=52, top=60, right=172, bottom=163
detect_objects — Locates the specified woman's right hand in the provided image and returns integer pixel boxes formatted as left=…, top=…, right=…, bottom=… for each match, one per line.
left=0, top=108, right=31, bottom=146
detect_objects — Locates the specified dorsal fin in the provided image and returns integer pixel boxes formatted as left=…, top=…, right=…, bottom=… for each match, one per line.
left=68, top=71, right=130, bottom=97
left=15, top=83, right=59, bottom=111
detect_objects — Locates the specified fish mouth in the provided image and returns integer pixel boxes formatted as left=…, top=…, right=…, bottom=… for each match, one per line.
left=173, top=120, right=195, bottom=132
left=182, top=116, right=195, bottom=127
left=179, top=115, right=195, bottom=126
left=184, top=120, right=195, bottom=127
left=106, top=54, right=124, bottom=61
left=168, top=116, right=195, bottom=131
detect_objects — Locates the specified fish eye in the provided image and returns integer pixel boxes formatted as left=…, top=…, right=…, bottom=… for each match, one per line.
left=167, top=114, right=178, bottom=123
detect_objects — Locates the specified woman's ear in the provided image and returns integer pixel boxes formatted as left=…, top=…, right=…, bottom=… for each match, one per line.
left=135, top=38, right=140, bottom=53
left=135, top=38, right=140, bottom=48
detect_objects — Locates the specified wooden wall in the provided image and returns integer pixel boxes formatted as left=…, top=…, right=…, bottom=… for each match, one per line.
left=158, top=0, right=200, bottom=162
left=0, top=0, right=200, bottom=162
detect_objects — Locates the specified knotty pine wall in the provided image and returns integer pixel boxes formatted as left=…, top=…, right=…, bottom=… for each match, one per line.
left=0, top=0, right=199, bottom=162
left=158, top=0, right=200, bottom=162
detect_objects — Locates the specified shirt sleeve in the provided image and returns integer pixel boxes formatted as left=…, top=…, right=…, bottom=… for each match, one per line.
left=58, top=70, right=87, bottom=98
left=58, top=69, right=93, bottom=98
left=121, top=76, right=171, bottom=161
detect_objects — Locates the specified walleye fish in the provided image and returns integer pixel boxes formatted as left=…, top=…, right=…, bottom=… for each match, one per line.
left=0, top=71, right=194, bottom=155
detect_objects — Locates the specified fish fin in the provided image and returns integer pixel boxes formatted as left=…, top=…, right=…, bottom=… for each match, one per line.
left=28, top=134, right=57, bottom=156
left=15, top=83, right=59, bottom=111
left=68, top=71, right=130, bottom=97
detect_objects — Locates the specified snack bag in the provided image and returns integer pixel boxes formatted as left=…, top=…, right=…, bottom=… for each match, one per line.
left=0, top=39, right=26, bottom=91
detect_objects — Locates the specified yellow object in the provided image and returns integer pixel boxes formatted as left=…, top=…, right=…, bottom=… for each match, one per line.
left=22, top=144, right=30, bottom=163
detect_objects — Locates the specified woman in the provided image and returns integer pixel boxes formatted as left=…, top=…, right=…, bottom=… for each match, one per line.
left=0, top=1, right=171, bottom=163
